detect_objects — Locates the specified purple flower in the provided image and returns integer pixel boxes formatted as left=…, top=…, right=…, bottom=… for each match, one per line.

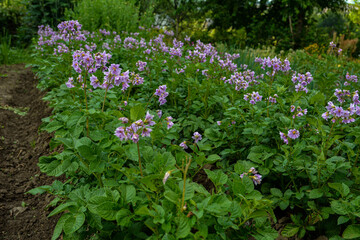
left=217, top=121, right=222, bottom=126
left=119, top=117, right=129, bottom=123
left=144, top=112, right=155, bottom=126
left=252, top=174, right=262, bottom=185
left=165, top=116, right=174, bottom=129
left=240, top=167, right=262, bottom=185
left=154, top=85, right=169, bottom=106
left=132, top=133, right=140, bottom=143
left=334, top=106, right=344, bottom=117
left=180, top=141, right=188, bottom=149
left=136, top=60, right=147, bottom=72
left=156, top=110, right=162, bottom=119
left=141, top=128, right=152, bottom=137
left=280, top=131, right=288, bottom=144
left=66, top=77, right=75, bottom=88
left=288, top=129, right=300, bottom=140
left=90, top=75, right=101, bottom=89
left=291, top=105, right=295, bottom=112
left=244, top=91, right=262, bottom=104
left=192, top=132, right=202, bottom=143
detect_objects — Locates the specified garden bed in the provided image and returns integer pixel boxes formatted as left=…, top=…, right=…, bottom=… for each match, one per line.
left=0, top=64, right=57, bottom=239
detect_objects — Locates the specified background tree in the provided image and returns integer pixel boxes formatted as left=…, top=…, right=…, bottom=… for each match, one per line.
left=154, top=0, right=204, bottom=38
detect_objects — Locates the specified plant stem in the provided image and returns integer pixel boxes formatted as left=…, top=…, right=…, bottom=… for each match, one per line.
left=102, top=87, right=109, bottom=112
left=137, top=142, right=143, bottom=177
left=145, top=94, right=154, bottom=111
left=324, top=121, right=336, bottom=155
left=83, top=72, right=89, bottom=137
left=126, top=85, right=133, bottom=103
left=181, top=157, right=192, bottom=212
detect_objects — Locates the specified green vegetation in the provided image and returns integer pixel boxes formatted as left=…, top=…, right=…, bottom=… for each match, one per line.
left=26, top=20, right=360, bottom=239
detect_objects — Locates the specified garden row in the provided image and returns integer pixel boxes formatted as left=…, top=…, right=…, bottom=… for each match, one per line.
left=29, top=20, right=360, bottom=239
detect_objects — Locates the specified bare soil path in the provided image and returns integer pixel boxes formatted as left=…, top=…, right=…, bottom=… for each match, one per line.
left=0, top=64, right=57, bottom=239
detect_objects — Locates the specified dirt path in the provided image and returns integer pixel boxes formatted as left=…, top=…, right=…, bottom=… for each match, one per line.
left=0, top=64, right=58, bottom=239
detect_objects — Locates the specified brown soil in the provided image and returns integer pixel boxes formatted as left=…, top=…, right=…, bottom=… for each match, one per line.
left=0, top=64, right=58, bottom=240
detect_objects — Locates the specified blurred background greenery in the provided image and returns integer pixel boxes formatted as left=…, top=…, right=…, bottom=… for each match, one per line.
left=2, top=0, right=360, bottom=60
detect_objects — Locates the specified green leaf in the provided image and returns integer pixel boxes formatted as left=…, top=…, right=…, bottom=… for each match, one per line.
left=338, top=216, right=350, bottom=225
left=48, top=202, right=77, bottom=217
left=90, top=130, right=108, bottom=141
left=75, top=137, right=96, bottom=161
left=130, top=104, right=145, bottom=121
left=164, top=189, right=180, bottom=205
left=116, top=209, right=132, bottom=226
left=206, top=154, right=221, bottom=163
left=178, top=181, right=194, bottom=200
left=176, top=215, right=191, bottom=239
left=309, top=91, right=325, bottom=106
left=63, top=212, right=85, bottom=235
left=88, top=196, right=120, bottom=221
left=270, top=188, right=283, bottom=198
left=26, top=185, right=52, bottom=195
left=328, top=182, right=350, bottom=197
left=309, top=188, right=323, bottom=199
left=135, top=206, right=150, bottom=216
left=343, top=225, right=360, bottom=239
left=51, top=213, right=70, bottom=240
left=242, top=175, right=254, bottom=193
left=42, top=120, right=63, bottom=133
left=331, top=200, right=348, bottom=215
left=125, top=185, right=136, bottom=203
left=204, top=169, right=228, bottom=186
left=282, top=224, right=300, bottom=237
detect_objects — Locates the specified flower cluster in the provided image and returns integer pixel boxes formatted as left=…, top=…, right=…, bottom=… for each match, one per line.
left=179, top=132, right=202, bottom=149
left=280, top=129, right=300, bottom=144
left=268, top=94, right=278, bottom=103
left=322, top=101, right=360, bottom=124
left=165, top=116, right=174, bottom=129
left=244, top=91, right=263, bottom=104
left=291, top=105, right=307, bottom=119
left=329, top=41, right=337, bottom=49
left=254, top=56, right=291, bottom=74
left=224, top=70, right=262, bottom=91
left=345, top=72, right=358, bottom=86
left=334, top=89, right=351, bottom=103
left=240, top=167, right=262, bottom=185
left=291, top=72, right=313, bottom=93
left=136, top=60, right=147, bottom=72
left=154, top=85, right=169, bottom=105
left=114, top=112, right=155, bottom=143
